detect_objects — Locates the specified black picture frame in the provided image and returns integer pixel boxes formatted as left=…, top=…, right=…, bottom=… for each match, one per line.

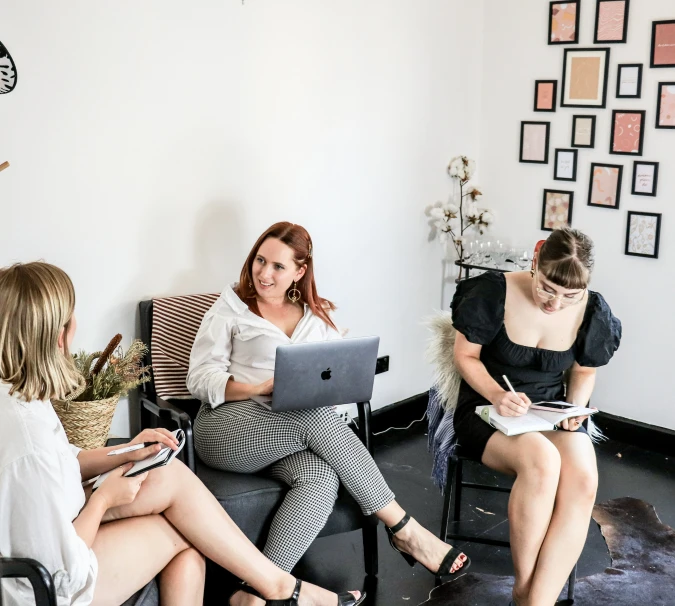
left=549, top=1, right=581, bottom=45
left=625, top=211, right=662, bottom=259
left=519, top=121, right=551, bottom=164
left=656, top=82, right=675, bottom=129
left=561, top=48, right=611, bottom=108
left=554, top=149, right=578, bottom=181
left=534, top=80, right=558, bottom=112
left=594, top=0, right=630, bottom=44
left=651, top=20, right=675, bottom=68
left=616, top=64, right=642, bottom=99
left=609, top=109, right=646, bottom=156
left=571, top=115, right=597, bottom=148
left=631, top=161, right=659, bottom=197
left=587, top=163, right=623, bottom=209
left=541, top=189, right=574, bottom=231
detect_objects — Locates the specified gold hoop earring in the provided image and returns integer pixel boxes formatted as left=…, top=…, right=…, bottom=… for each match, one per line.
left=288, top=281, right=301, bottom=303
left=530, top=267, right=535, bottom=278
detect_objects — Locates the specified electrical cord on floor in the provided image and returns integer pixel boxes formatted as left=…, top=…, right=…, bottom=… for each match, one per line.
left=352, top=411, right=427, bottom=436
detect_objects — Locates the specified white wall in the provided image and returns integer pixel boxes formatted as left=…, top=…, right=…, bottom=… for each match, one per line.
left=479, top=0, right=675, bottom=429
left=0, top=1, right=484, bottom=435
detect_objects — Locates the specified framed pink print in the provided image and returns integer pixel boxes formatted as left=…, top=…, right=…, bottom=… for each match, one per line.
left=541, top=190, right=574, bottom=231
left=534, top=80, right=558, bottom=112
left=594, top=0, right=630, bottom=44
left=609, top=110, right=645, bottom=155
left=520, top=122, right=551, bottom=164
left=549, top=1, right=580, bottom=45
left=561, top=48, right=611, bottom=108
left=656, top=82, right=675, bottom=129
left=651, top=20, right=675, bottom=68
left=587, top=163, right=623, bottom=209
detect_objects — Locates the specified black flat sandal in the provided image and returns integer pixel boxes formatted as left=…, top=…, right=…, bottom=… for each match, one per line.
left=386, top=513, right=471, bottom=577
left=266, top=579, right=366, bottom=606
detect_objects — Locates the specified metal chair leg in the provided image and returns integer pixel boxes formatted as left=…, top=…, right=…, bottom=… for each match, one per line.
left=452, top=456, right=463, bottom=522
left=440, top=455, right=456, bottom=541
left=362, top=522, right=379, bottom=577
left=567, top=563, right=577, bottom=600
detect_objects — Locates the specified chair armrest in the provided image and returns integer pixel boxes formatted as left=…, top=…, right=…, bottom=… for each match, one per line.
left=356, top=402, right=374, bottom=456
left=0, top=558, right=57, bottom=606
left=140, top=393, right=196, bottom=473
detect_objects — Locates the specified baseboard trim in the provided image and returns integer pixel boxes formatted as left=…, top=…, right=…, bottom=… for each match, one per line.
left=594, top=412, right=675, bottom=457
left=370, top=393, right=675, bottom=457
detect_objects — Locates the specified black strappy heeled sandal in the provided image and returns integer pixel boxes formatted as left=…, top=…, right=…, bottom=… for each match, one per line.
left=386, top=513, right=471, bottom=577
left=266, top=578, right=366, bottom=606
left=228, top=581, right=263, bottom=604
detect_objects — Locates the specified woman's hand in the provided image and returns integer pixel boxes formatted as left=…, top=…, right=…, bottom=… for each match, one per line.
left=251, top=378, right=274, bottom=396
left=492, top=390, right=532, bottom=417
left=560, top=408, right=596, bottom=431
left=95, top=464, right=148, bottom=510
left=125, top=428, right=179, bottom=461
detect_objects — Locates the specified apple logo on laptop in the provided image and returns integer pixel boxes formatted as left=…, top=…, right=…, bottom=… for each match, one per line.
left=321, top=368, right=332, bottom=381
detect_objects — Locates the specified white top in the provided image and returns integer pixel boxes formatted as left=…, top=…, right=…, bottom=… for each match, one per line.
left=0, top=383, right=98, bottom=606
left=187, top=283, right=342, bottom=407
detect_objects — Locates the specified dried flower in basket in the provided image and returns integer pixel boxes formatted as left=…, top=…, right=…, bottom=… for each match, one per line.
left=71, top=334, right=151, bottom=402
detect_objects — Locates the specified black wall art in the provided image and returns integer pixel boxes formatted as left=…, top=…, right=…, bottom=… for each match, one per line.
left=0, top=40, right=18, bottom=94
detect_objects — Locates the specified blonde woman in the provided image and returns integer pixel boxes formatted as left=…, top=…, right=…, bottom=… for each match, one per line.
left=0, top=262, right=364, bottom=606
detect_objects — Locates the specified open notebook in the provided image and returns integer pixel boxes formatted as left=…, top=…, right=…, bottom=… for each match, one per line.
left=93, top=429, right=185, bottom=490
left=475, top=402, right=597, bottom=436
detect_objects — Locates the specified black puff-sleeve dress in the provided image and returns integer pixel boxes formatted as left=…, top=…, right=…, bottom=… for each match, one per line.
left=450, top=272, right=622, bottom=462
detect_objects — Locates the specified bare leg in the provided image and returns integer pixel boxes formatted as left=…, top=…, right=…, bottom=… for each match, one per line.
left=91, top=514, right=204, bottom=606
left=481, top=432, right=562, bottom=603
left=527, top=431, right=597, bottom=606
left=96, top=460, right=359, bottom=605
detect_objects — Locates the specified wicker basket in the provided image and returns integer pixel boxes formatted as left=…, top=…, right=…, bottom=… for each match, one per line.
left=53, top=394, right=120, bottom=450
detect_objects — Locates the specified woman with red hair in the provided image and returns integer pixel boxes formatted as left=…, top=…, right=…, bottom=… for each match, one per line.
left=188, top=222, right=470, bottom=606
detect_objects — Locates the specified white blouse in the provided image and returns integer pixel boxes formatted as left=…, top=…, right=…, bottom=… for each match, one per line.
left=0, top=383, right=97, bottom=606
left=187, top=283, right=342, bottom=407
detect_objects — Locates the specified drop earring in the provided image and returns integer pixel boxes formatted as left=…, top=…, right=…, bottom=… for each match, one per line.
left=288, top=281, right=301, bottom=303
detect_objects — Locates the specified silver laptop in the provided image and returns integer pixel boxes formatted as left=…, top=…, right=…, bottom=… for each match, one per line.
left=250, top=336, right=380, bottom=412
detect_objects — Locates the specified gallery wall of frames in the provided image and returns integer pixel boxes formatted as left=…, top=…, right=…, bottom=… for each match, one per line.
left=520, top=1, right=674, bottom=259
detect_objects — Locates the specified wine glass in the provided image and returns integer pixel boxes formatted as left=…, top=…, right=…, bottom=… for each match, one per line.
left=480, top=239, right=493, bottom=267
left=514, top=248, right=531, bottom=271
left=492, top=241, right=507, bottom=269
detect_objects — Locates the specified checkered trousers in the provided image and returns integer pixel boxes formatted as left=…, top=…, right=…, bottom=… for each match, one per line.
left=194, top=400, right=395, bottom=571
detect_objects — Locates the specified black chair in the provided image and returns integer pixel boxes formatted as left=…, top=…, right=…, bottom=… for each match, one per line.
left=439, top=447, right=576, bottom=601
left=137, top=299, right=379, bottom=578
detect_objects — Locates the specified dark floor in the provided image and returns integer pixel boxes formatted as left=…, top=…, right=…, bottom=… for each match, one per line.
left=289, top=423, right=675, bottom=606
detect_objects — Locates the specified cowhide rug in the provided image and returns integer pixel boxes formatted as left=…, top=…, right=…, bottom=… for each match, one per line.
left=419, top=497, right=675, bottom=606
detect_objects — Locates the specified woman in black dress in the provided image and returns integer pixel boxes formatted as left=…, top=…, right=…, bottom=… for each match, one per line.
left=452, top=228, right=621, bottom=606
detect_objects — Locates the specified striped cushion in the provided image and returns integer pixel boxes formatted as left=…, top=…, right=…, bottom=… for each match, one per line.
left=151, top=293, right=219, bottom=399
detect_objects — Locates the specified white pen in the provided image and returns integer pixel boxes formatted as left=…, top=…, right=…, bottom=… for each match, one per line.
left=107, top=443, right=146, bottom=456
left=502, top=375, right=526, bottom=406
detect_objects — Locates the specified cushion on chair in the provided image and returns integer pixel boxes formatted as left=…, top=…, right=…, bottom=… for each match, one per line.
left=120, top=579, right=159, bottom=606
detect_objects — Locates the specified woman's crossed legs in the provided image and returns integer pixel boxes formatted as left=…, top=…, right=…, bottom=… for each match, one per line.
left=90, top=459, right=360, bottom=606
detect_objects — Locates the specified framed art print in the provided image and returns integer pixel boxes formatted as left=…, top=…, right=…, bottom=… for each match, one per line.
left=588, top=163, right=623, bottom=209
left=561, top=48, right=611, bottom=108
left=656, top=82, right=675, bottom=129
left=534, top=80, right=558, bottom=112
left=625, top=211, right=661, bottom=259
left=549, top=1, right=580, bottom=45
left=520, top=121, right=551, bottom=164
left=609, top=110, right=645, bottom=156
left=632, top=161, right=659, bottom=197
left=616, top=64, right=642, bottom=98
left=571, top=115, right=597, bottom=148
left=554, top=149, right=578, bottom=181
left=542, top=190, right=574, bottom=231
left=651, top=20, right=675, bottom=68
left=594, top=0, right=630, bottom=44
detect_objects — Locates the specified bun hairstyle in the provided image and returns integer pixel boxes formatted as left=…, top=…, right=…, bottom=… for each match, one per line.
left=537, top=227, right=594, bottom=290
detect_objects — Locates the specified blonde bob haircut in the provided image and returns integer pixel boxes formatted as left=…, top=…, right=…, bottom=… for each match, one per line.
left=0, top=262, right=81, bottom=401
